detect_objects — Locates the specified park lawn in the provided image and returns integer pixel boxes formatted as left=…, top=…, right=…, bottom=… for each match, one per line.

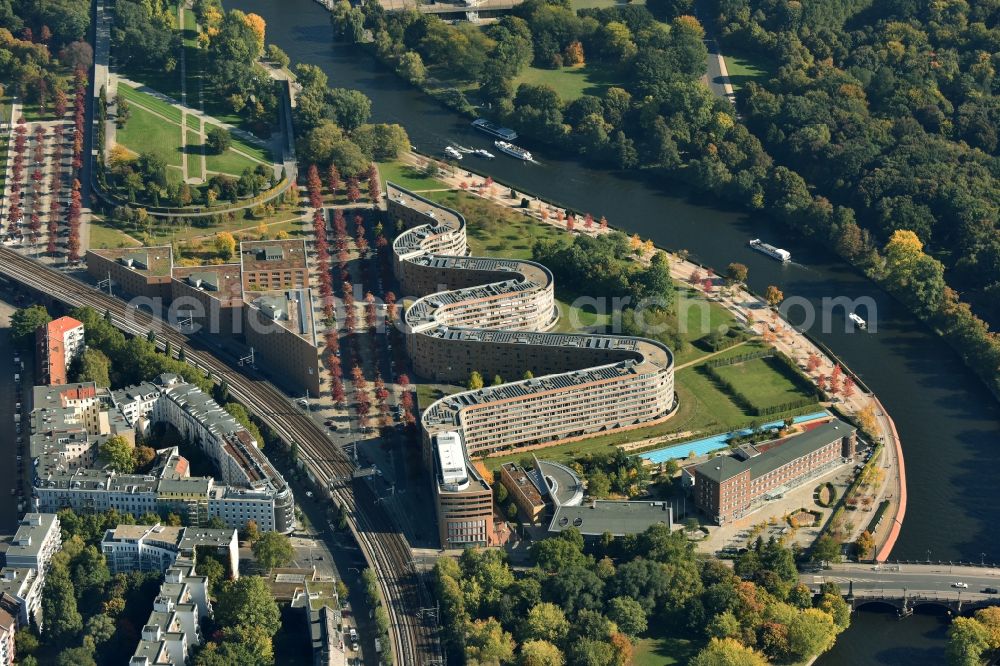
left=723, top=50, right=776, bottom=91
left=205, top=146, right=266, bottom=178
left=423, top=191, right=563, bottom=260
left=165, top=166, right=185, bottom=187
left=117, top=84, right=184, bottom=125
left=88, top=218, right=143, bottom=249
left=378, top=161, right=448, bottom=192
left=416, top=383, right=464, bottom=411
left=266, top=216, right=312, bottom=240
left=186, top=130, right=203, bottom=180
left=712, top=356, right=816, bottom=410
left=513, top=63, right=620, bottom=101
left=186, top=114, right=201, bottom=131
left=552, top=298, right=610, bottom=333
left=633, top=634, right=697, bottom=666
left=118, top=105, right=184, bottom=167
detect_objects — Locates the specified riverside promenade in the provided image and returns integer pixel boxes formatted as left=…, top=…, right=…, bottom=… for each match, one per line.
left=390, top=151, right=907, bottom=560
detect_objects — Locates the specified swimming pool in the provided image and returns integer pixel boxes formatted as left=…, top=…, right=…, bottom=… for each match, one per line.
left=638, top=411, right=830, bottom=464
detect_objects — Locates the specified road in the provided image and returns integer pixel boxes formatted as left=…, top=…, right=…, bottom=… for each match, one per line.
left=704, top=38, right=736, bottom=106
left=0, top=249, right=440, bottom=666
left=805, top=562, right=1000, bottom=597
left=0, top=295, right=28, bottom=535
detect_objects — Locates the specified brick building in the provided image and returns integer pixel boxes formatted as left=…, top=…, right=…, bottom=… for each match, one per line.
left=693, top=419, right=857, bottom=524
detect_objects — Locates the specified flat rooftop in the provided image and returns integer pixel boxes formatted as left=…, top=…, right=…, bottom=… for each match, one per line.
left=240, top=239, right=308, bottom=273
left=244, top=287, right=316, bottom=341
left=171, top=264, right=244, bottom=305
left=548, top=501, right=672, bottom=537
left=695, top=418, right=856, bottom=484
left=533, top=459, right=584, bottom=507
left=90, top=246, right=173, bottom=277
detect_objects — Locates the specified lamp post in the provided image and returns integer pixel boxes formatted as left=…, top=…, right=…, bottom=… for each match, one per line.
left=927, top=549, right=932, bottom=563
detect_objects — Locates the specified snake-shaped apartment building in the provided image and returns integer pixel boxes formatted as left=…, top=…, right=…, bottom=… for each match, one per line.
left=389, top=184, right=677, bottom=547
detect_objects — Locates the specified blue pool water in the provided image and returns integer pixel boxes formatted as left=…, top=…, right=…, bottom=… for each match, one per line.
left=638, top=411, right=830, bottom=464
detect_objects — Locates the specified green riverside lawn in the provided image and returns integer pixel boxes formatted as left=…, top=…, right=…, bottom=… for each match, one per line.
left=512, top=63, right=621, bottom=101
left=410, top=187, right=820, bottom=468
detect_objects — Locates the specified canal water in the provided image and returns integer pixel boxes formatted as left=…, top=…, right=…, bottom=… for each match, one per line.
left=233, top=1, right=1000, bottom=661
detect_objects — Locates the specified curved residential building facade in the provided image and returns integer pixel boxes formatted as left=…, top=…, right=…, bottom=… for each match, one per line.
left=388, top=184, right=677, bottom=547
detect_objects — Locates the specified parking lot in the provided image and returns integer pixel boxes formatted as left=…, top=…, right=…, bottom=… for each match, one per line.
left=0, top=297, right=30, bottom=535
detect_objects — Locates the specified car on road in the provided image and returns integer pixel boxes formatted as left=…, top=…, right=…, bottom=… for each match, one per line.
left=306, top=491, right=314, bottom=498
left=983, top=587, right=998, bottom=594
left=952, top=582, right=969, bottom=588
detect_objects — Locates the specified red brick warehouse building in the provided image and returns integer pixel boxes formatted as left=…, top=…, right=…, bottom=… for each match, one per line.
left=693, top=418, right=858, bottom=525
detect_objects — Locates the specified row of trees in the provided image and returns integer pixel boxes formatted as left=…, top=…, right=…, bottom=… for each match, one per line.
left=435, top=524, right=849, bottom=665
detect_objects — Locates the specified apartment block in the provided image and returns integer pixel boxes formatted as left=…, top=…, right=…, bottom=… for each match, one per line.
left=389, top=183, right=676, bottom=546
left=35, top=316, right=85, bottom=385
left=129, top=558, right=211, bottom=666
left=0, top=569, right=43, bottom=630
left=0, top=607, right=14, bottom=666
left=101, top=524, right=238, bottom=578
left=4, top=513, right=61, bottom=573
left=31, top=375, right=294, bottom=534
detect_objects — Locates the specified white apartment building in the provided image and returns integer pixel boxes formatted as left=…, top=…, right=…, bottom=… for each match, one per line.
left=129, top=558, right=211, bottom=666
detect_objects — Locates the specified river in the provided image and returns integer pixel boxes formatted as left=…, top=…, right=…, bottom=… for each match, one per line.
left=233, top=1, right=1000, bottom=662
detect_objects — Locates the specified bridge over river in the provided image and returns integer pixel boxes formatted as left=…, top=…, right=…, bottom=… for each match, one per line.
left=804, top=562, right=1000, bottom=616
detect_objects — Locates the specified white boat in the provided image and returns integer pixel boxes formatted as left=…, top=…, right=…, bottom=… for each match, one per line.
left=748, top=238, right=791, bottom=262
left=443, top=146, right=463, bottom=160
left=849, top=313, right=867, bottom=329
left=495, top=141, right=532, bottom=161
left=473, top=148, right=495, bottom=159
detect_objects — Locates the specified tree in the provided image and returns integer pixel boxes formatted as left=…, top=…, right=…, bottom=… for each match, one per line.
left=14, top=628, right=39, bottom=657
left=466, top=618, right=515, bottom=665
left=690, top=638, right=768, bottom=666
left=215, top=576, right=281, bottom=637
left=855, top=531, right=875, bottom=560
left=645, top=0, right=694, bottom=21
left=84, top=613, right=116, bottom=647
left=974, top=607, right=1000, bottom=650
left=215, top=232, right=237, bottom=260
left=766, top=285, right=784, bottom=307
left=73, top=348, right=111, bottom=386
left=786, top=608, right=837, bottom=660
left=266, top=44, right=289, bottom=69
left=524, top=602, right=570, bottom=643
left=607, top=596, right=647, bottom=637
left=947, top=617, right=990, bottom=666
left=243, top=519, right=262, bottom=544
left=252, top=531, right=295, bottom=570
left=56, top=647, right=96, bottom=666
left=11, top=304, right=50, bottom=348
left=725, top=262, right=748, bottom=286
left=520, top=640, right=564, bottom=666
left=43, top=564, right=82, bottom=642
left=206, top=126, right=232, bottom=154
left=811, top=535, right=841, bottom=563
left=468, top=370, right=485, bottom=390
left=99, top=435, right=135, bottom=473
left=328, top=88, right=372, bottom=132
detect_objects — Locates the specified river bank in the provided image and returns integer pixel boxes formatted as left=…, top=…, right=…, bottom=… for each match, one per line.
left=388, top=151, right=907, bottom=560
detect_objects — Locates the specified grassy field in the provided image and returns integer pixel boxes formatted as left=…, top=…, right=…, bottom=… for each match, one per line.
left=118, top=105, right=184, bottom=167
left=513, top=64, right=620, bottom=101
left=185, top=130, right=203, bottom=180
left=117, top=84, right=183, bottom=125
left=552, top=298, right=610, bottom=333
left=712, top=356, right=814, bottom=409
left=723, top=50, right=776, bottom=91
left=89, top=218, right=143, bottom=249
left=186, top=114, right=201, bottom=131
left=378, top=161, right=448, bottom=192
left=633, top=634, right=696, bottom=666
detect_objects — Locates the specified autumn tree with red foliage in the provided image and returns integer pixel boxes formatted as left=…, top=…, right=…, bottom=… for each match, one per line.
left=346, top=178, right=361, bottom=203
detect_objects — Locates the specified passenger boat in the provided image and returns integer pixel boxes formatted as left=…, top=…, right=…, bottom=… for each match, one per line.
left=849, top=313, right=867, bottom=329
left=443, top=146, right=463, bottom=160
left=748, top=238, right=791, bottom=262
left=473, top=148, right=495, bottom=159
left=472, top=118, right=518, bottom=141
left=494, top=141, right=532, bottom=162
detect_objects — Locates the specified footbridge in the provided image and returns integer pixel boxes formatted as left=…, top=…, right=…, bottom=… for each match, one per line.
left=803, top=562, right=1000, bottom=616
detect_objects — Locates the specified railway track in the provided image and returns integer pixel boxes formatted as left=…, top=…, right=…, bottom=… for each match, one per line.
left=0, top=247, right=438, bottom=665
